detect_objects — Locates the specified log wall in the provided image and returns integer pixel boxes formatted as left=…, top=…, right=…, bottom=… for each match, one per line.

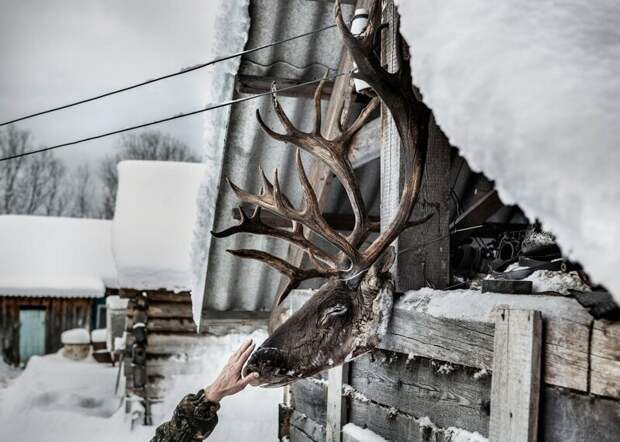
left=0, top=296, right=93, bottom=359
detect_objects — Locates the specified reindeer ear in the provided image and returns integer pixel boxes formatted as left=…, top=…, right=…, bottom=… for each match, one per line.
left=376, top=246, right=396, bottom=274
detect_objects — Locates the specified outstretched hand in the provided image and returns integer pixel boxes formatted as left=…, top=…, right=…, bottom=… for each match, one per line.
left=204, top=339, right=259, bottom=403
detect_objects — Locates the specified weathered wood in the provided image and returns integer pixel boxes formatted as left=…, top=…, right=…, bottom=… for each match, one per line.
left=540, top=386, right=620, bottom=442
left=237, top=74, right=334, bottom=99
left=381, top=291, right=598, bottom=395
left=147, top=318, right=197, bottom=333
left=590, top=320, right=620, bottom=398
left=351, top=352, right=491, bottom=435
left=380, top=4, right=450, bottom=291
left=349, top=117, right=380, bottom=169
left=148, top=302, right=193, bottom=319
left=482, top=279, right=533, bottom=295
left=121, top=289, right=191, bottom=303
left=489, top=309, right=542, bottom=442
left=326, top=364, right=348, bottom=442
left=382, top=307, right=495, bottom=370
left=291, top=410, right=327, bottom=442
left=146, top=333, right=208, bottom=355
left=292, top=377, right=328, bottom=425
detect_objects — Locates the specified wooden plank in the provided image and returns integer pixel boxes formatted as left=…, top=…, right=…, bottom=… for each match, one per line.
left=381, top=307, right=495, bottom=370
left=543, top=318, right=589, bottom=392
left=290, top=410, right=327, bottom=442
left=351, top=352, right=491, bottom=435
left=349, top=117, right=380, bottom=169
left=326, top=364, right=348, bottom=442
left=590, top=320, right=620, bottom=398
left=489, top=309, right=542, bottom=442
left=291, top=377, right=328, bottom=425
left=540, top=386, right=620, bottom=442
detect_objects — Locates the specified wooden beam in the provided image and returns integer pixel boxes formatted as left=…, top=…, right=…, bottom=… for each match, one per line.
left=380, top=3, right=451, bottom=291
left=590, top=320, right=620, bottom=397
left=236, top=74, right=334, bottom=100
left=349, top=117, right=380, bottom=168
left=489, top=309, right=542, bottom=442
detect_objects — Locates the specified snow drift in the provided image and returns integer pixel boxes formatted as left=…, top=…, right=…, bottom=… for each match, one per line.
left=396, top=0, right=620, bottom=303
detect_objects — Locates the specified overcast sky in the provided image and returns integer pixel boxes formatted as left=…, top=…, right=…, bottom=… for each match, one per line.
left=0, top=0, right=222, bottom=167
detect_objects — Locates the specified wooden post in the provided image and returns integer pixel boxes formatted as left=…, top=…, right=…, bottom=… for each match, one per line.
left=380, top=1, right=451, bottom=291
left=490, top=309, right=542, bottom=442
left=326, top=364, right=348, bottom=442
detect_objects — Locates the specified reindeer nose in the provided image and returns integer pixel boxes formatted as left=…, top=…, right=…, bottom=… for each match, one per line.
left=243, top=347, right=286, bottom=379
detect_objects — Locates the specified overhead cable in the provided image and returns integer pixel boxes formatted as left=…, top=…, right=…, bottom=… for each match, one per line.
left=0, top=73, right=345, bottom=162
left=0, top=24, right=336, bottom=127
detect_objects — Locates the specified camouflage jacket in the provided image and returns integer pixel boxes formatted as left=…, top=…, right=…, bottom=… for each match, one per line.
left=151, top=390, right=220, bottom=441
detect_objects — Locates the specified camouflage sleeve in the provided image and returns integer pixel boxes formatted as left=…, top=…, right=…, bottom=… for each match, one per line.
left=151, top=390, right=220, bottom=442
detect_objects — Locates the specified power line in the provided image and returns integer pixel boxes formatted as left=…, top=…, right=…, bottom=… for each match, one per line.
left=0, top=73, right=346, bottom=163
left=0, top=24, right=336, bottom=127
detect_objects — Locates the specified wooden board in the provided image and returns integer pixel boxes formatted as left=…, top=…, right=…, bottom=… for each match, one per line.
left=351, top=352, right=491, bottom=435
left=290, top=410, right=327, bottom=442
left=590, top=320, right=620, bottom=398
left=489, top=309, right=542, bottom=442
left=291, top=377, right=328, bottom=425
left=147, top=302, right=193, bottom=319
left=326, top=364, right=348, bottom=442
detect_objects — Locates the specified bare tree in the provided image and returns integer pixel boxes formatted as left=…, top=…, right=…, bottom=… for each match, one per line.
left=99, top=130, right=199, bottom=219
left=68, top=164, right=96, bottom=218
left=0, top=126, right=71, bottom=216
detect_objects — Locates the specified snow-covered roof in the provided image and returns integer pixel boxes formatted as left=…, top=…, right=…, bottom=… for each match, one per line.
left=0, top=215, right=117, bottom=298
left=112, top=160, right=206, bottom=292
left=397, top=1, right=620, bottom=304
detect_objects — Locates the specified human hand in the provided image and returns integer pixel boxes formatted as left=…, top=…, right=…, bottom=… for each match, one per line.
left=204, top=339, right=259, bottom=403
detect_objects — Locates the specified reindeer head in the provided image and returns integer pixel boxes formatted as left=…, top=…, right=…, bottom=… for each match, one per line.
left=213, top=0, right=431, bottom=387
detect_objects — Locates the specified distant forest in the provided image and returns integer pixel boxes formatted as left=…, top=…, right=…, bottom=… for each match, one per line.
left=0, top=126, right=199, bottom=220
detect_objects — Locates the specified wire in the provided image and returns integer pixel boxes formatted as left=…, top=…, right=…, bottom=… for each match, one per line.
left=0, top=24, right=337, bottom=127
left=0, top=73, right=346, bottom=162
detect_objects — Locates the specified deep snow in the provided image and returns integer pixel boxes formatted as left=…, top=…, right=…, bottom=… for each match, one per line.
left=113, top=160, right=206, bottom=292
left=0, top=330, right=280, bottom=442
left=396, top=0, right=620, bottom=304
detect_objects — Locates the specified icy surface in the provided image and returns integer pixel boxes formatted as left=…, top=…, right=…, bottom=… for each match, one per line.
left=112, top=161, right=206, bottom=292
left=61, top=328, right=90, bottom=345
left=445, top=427, right=488, bottom=442
left=525, top=270, right=589, bottom=294
left=190, top=0, right=250, bottom=325
left=396, top=0, right=620, bottom=304
left=343, top=423, right=388, bottom=442
left=0, top=215, right=117, bottom=297
left=0, top=331, right=279, bottom=442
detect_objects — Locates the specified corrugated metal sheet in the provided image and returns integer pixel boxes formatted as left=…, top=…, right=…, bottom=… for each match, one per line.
left=200, top=0, right=355, bottom=312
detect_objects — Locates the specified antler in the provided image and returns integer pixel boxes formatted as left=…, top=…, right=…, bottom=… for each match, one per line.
left=216, top=0, right=432, bottom=304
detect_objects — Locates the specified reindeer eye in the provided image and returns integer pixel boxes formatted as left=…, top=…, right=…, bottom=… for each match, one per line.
left=319, top=304, right=348, bottom=327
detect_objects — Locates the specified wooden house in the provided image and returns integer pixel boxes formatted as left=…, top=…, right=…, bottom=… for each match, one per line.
left=0, top=215, right=118, bottom=365
left=187, top=1, right=619, bottom=441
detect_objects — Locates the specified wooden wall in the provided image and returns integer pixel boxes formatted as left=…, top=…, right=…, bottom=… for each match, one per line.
left=0, top=296, right=93, bottom=358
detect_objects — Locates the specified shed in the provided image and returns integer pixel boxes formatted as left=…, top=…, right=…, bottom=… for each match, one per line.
left=0, top=215, right=118, bottom=365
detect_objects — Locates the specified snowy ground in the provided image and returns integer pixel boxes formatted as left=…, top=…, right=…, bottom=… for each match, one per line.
left=0, top=330, right=280, bottom=442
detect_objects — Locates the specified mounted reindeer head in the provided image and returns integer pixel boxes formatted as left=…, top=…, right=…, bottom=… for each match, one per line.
left=213, top=0, right=431, bottom=387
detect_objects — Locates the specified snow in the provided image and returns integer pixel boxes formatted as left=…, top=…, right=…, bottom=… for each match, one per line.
left=343, top=423, right=388, bottom=442
left=525, top=270, right=589, bottom=294
left=398, top=287, right=592, bottom=325
left=0, top=215, right=117, bottom=297
left=444, top=427, right=488, bottom=442
left=0, top=331, right=279, bottom=442
left=106, top=295, right=128, bottom=310
left=191, top=0, right=250, bottom=325
left=91, top=329, right=107, bottom=343
left=396, top=0, right=620, bottom=304
left=61, top=328, right=90, bottom=345
left=112, top=161, right=206, bottom=292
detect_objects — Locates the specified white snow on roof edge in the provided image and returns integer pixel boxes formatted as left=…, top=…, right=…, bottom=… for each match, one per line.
left=191, top=0, right=250, bottom=326
left=397, top=0, right=620, bottom=304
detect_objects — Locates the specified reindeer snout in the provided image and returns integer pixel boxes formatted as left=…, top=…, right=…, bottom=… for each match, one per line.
left=242, top=347, right=287, bottom=383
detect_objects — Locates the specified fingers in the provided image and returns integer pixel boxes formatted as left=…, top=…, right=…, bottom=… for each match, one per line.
left=232, top=339, right=254, bottom=363
left=236, top=341, right=256, bottom=367
left=237, top=372, right=259, bottom=389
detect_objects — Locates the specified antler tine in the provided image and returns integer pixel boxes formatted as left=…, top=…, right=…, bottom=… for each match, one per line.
left=256, top=109, right=292, bottom=143
left=227, top=249, right=326, bottom=282
left=337, top=96, right=380, bottom=146
left=313, top=72, right=330, bottom=135
left=213, top=205, right=338, bottom=267
left=270, top=82, right=302, bottom=137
